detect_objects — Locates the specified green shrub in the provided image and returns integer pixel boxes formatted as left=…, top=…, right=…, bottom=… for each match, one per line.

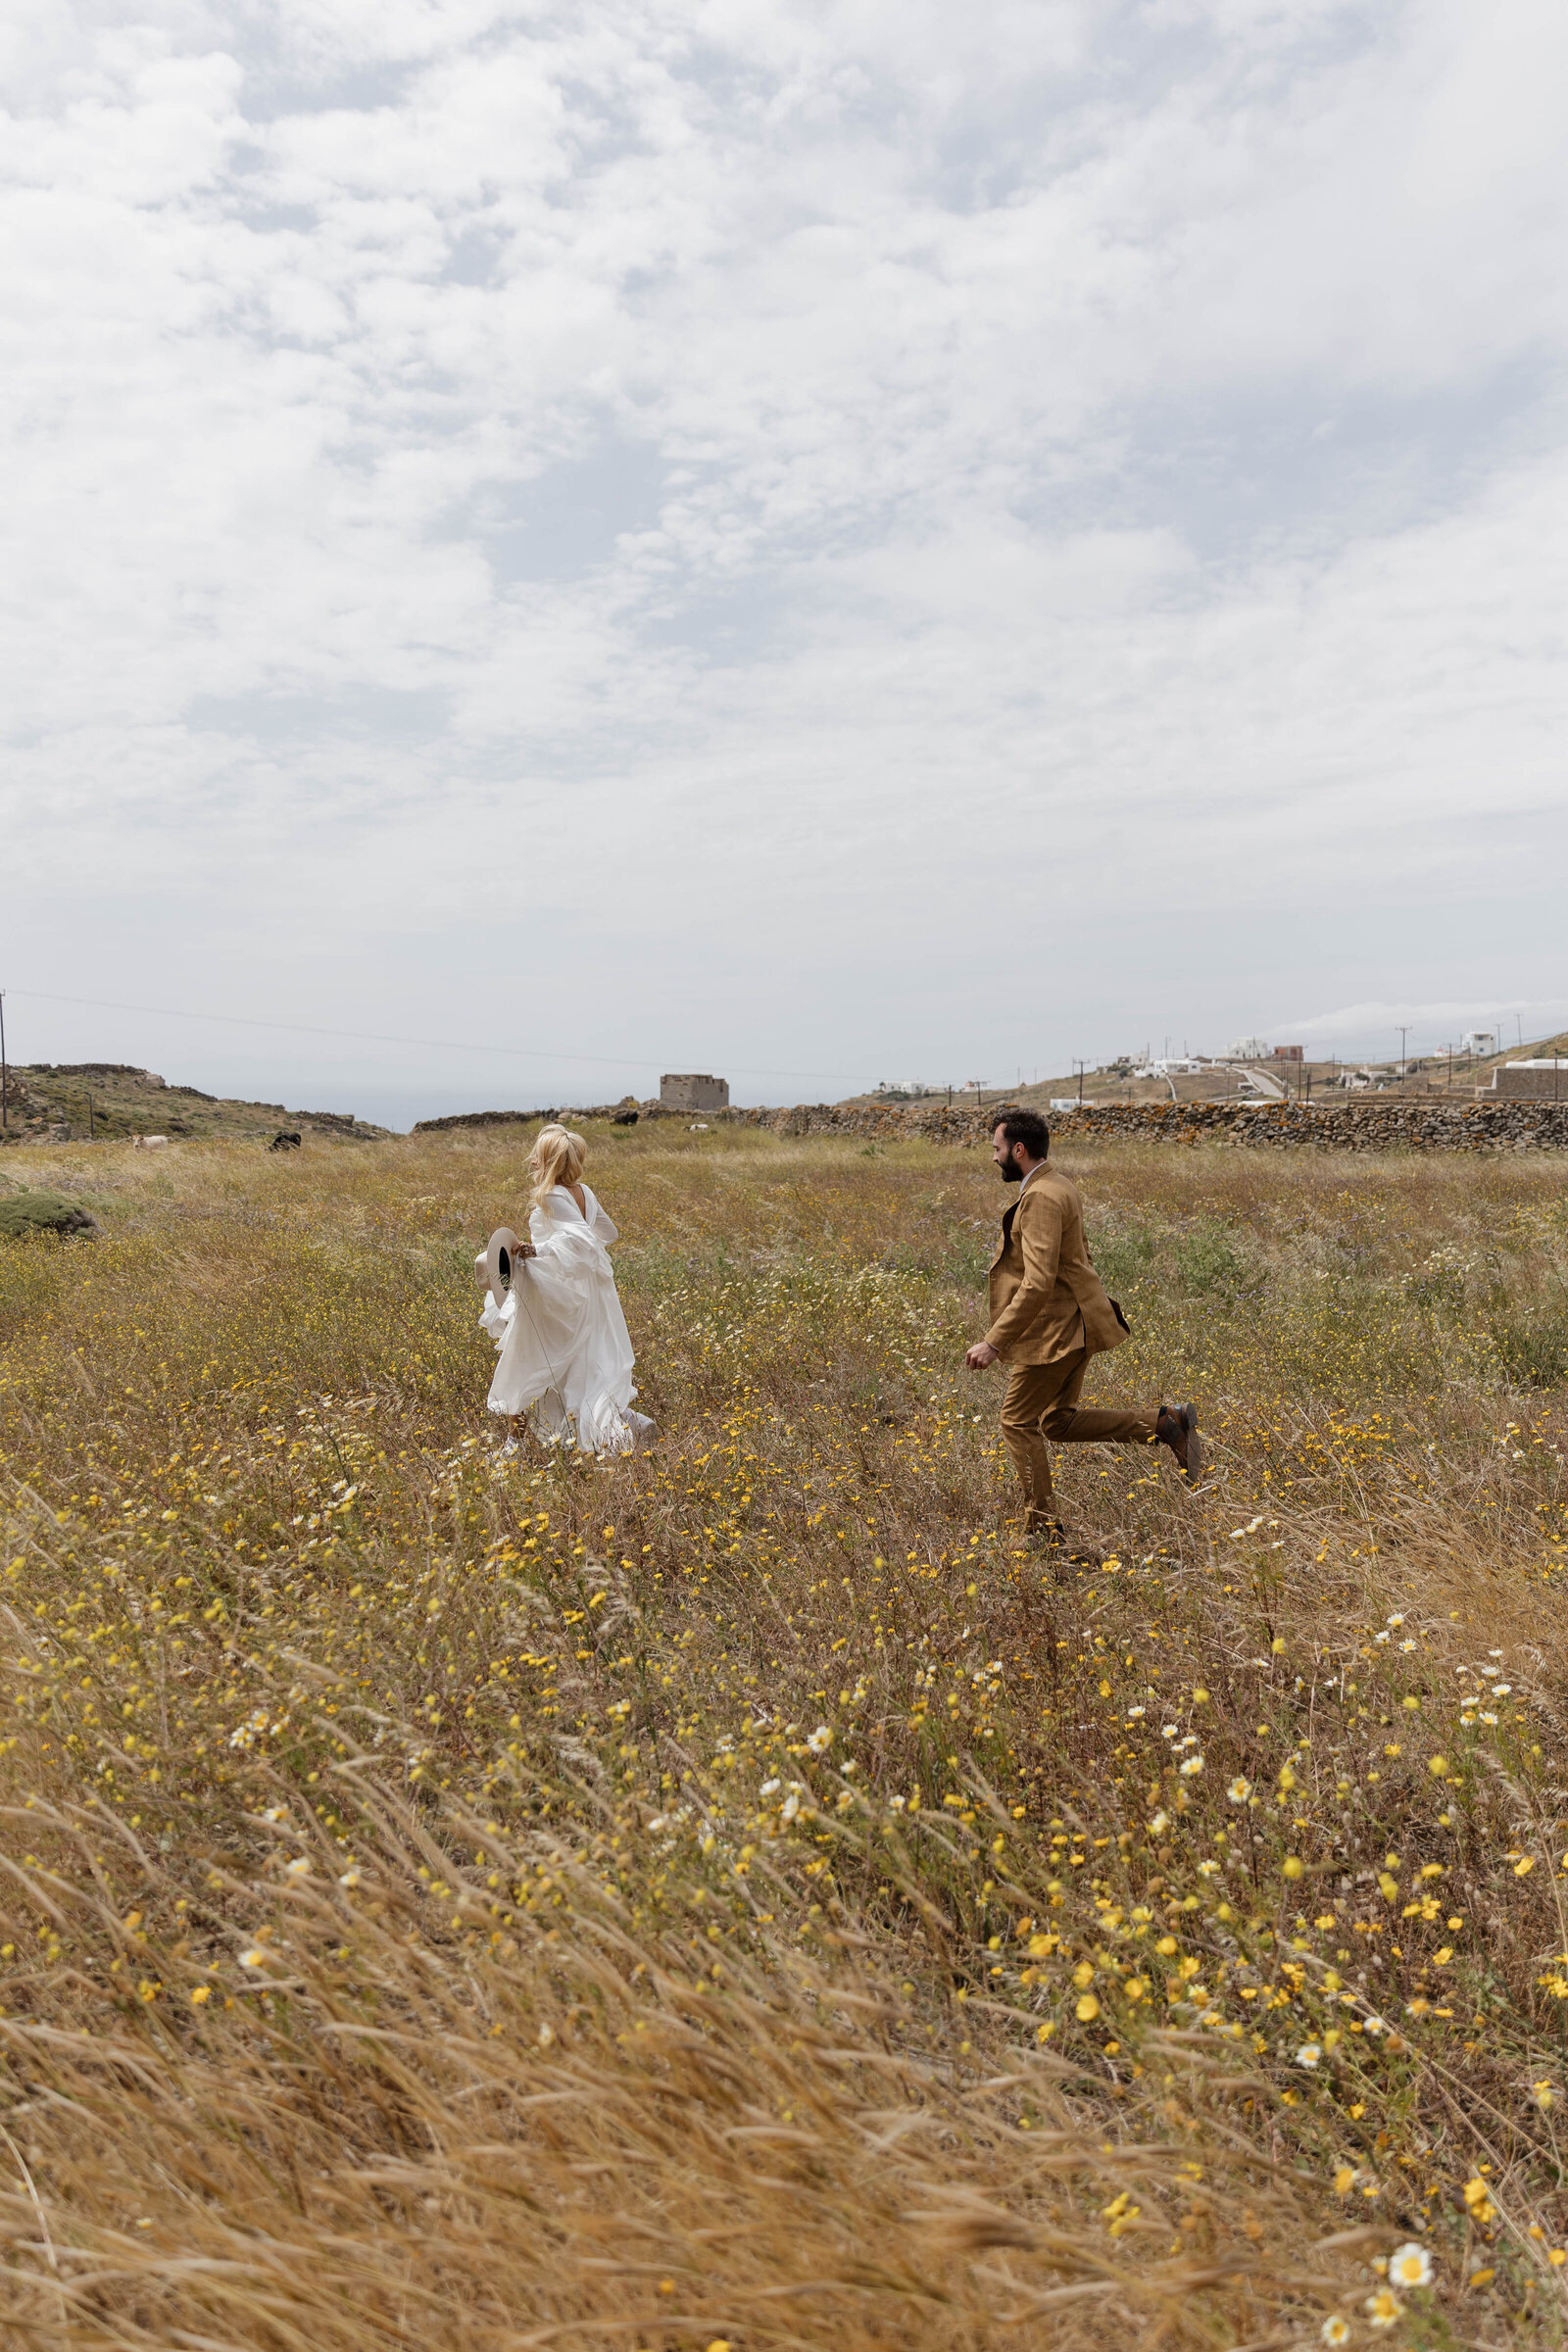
left=1086, top=1215, right=1158, bottom=1297
left=0, top=1190, right=97, bottom=1240
left=1170, top=1218, right=1255, bottom=1300
left=1489, top=1301, right=1568, bottom=1388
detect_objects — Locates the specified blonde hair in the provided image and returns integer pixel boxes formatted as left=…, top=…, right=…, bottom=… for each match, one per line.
left=527, top=1123, right=586, bottom=1214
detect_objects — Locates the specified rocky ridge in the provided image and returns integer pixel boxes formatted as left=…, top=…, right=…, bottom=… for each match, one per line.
left=1, top=1064, right=389, bottom=1145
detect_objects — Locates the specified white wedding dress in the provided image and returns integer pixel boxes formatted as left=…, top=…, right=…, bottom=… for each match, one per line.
left=478, top=1185, right=654, bottom=1455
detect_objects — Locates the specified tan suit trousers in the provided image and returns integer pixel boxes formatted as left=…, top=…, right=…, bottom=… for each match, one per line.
left=999, top=1350, right=1157, bottom=1528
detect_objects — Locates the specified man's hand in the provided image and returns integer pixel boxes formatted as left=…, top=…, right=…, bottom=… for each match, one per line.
left=965, top=1341, right=1000, bottom=1371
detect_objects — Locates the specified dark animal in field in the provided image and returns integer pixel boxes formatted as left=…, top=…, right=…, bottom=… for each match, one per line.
left=612, top=1108, right=639, bottom=1125
left=270, top=1132, right=302, bottom=1152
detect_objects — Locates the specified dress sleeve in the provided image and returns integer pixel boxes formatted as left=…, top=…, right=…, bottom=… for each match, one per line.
left=985, top=1187, right=1064, bottom=1352
left=528, top=1203, right=572, bottom=1264
left=587, top=1190, right=619, bottom=1246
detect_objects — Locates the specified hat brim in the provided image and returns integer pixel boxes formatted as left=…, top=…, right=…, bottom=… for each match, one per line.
left=482, top=1226, right=522, bottom=1299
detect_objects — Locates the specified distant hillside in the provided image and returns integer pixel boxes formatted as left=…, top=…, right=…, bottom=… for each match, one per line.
left=0, top=1063, right=390, bottom=1146
left=842, top=1031, right=1568, bottom=1114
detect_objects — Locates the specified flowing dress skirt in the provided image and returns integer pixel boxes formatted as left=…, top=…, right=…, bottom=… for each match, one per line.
left=478, top=1185, right=654, bottom=1455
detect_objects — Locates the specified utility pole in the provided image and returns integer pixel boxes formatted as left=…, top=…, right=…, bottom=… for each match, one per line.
left=1397, top=1025, right=1409, bottom=1088
left=86, top=1091, right=94, bottom=1140
left=1073, top=1058, right=1086, bottom=1107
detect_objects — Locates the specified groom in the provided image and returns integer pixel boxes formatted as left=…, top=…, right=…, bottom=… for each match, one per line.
left=964, top=1107, right=1200, bottom=1547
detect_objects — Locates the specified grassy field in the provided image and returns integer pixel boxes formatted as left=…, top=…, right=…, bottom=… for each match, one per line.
left=1, top=1124, right=1567, bottom=2348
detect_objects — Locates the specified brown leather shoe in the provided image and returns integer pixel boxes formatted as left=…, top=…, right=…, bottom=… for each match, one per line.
left=1156, top=1402, right=1203, bottom=1482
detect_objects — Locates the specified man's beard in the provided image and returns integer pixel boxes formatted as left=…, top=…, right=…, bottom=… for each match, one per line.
left=999, top=1154, right=1023, bottom=1184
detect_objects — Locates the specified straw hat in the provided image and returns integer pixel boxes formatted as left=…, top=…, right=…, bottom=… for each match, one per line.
left=478, top=1226, right=523, bottom=1299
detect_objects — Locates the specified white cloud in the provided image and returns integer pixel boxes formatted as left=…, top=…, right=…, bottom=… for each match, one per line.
left=1, top=0, right=1564, bottom=1107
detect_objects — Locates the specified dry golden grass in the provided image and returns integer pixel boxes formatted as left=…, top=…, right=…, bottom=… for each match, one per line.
left=1, top=1124, right=1567, bottom=2347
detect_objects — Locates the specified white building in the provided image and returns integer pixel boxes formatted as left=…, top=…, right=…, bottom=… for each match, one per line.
left=1223, top=1037, right=1270, bottom=1059
left=1460, top=1031, right=1497, bottom=1056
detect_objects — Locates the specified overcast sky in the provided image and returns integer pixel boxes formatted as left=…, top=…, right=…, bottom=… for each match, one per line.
left=4, top=0, right=1564, bottom=1124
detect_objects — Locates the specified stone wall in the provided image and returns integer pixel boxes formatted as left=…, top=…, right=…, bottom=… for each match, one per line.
left=715, top=1098, right=1568, bottom=1152
left=412, top=1097, right=1568, bottom=1152
left=415, top=1099, right=715, bottom=1134
left=412, top=1110, right=543, bottom=1135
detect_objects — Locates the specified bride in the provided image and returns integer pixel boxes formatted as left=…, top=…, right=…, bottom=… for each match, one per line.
left=478, top=1123, right=655, bottom=1456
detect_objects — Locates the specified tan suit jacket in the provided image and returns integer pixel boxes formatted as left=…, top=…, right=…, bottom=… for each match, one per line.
left=985, top=1164, right=1129, bottom=1366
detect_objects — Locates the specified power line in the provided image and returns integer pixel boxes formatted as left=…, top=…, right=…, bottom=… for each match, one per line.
left=7, top=988, right=879, bottom=1089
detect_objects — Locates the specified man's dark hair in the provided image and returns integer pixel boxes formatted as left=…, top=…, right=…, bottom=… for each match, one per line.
left=993, top=1107, right=1050, bottom=1161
